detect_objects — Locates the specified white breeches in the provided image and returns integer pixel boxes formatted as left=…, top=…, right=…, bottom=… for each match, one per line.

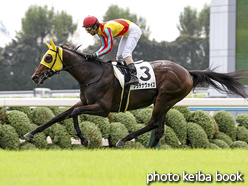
left=116, top=22, right=142, bottom=61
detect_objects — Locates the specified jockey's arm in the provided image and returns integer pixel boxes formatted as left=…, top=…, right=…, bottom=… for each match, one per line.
left=95, top=28, right=113, bottom=57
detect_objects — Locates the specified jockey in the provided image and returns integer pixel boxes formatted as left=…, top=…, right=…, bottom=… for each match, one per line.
left=82, top=15, right=142, bottom=86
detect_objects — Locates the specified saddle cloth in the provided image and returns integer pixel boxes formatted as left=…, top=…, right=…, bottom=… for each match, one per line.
left=113, top=61, right=156, bottom=90
left=112, top=61, right=156, bottom=113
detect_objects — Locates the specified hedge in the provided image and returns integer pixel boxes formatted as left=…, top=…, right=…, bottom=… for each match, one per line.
left=190, top=110, right=215, bottom=139
left=214, top=131, right=233, bottom=147
left=187, top=122, right=209, bottom=149
left=165, top=109, right=187, bottom=144
left=173, top=106, right=192, bottom=121
left=0, top=124, right=20, bottom=150
left=48, top=123, right=72, bottom=149
left=31, top=107, right=55, bottom=125
left=109, top=112, right=137, bottom=133
left=210, top=139, right=229, bottom=149
left=213, top=111, right=237, bottom=141
left=236, top=114, right=248, bottom=129
left=230, top=141, right=248, bottom=150
left=1, top=105, right=248, bottom=151
left=80, top=121, right=103, bottom=149
left=161, top=125, right=180, bottom=148
left=236, top=126, right=248, bottom=144
left=109, top=122, right=129, bottom=147
left=6, top=110, right=31, bottom=139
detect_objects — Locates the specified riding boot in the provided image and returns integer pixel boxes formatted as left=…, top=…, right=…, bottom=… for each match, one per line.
left=125, top=63, right=139, bottom=86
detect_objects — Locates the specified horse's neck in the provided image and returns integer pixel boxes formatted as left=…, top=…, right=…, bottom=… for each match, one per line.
left=65, top=57, right=102, bottom=85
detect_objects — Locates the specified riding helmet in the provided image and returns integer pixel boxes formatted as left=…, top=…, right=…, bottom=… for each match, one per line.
left=83, top=16, right=99, bottom=27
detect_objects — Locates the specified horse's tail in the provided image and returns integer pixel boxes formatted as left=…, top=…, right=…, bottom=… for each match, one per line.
left=188, top=68, right=248, bottom=98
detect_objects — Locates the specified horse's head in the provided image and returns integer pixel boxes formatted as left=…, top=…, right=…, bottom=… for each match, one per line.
left=31, top=39, right=63, bottom=84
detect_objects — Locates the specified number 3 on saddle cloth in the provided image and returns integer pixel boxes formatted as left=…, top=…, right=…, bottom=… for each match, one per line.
left=112, top=61, right=156, bottom=113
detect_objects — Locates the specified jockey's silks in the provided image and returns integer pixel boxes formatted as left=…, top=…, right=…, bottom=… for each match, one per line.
left=95, top=19, right=130, bottom=57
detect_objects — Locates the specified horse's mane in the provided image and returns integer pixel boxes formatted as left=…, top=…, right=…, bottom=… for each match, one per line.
left=59, top=43, right=87, bottom=58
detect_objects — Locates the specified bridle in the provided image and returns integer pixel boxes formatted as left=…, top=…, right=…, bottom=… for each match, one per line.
left=43, top=46, right=104, bottom=87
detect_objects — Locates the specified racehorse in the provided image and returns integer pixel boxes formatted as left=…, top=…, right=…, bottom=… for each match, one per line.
left=24, top=39, right=248, bottom=148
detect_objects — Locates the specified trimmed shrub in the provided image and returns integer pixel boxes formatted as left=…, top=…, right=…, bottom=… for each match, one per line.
left=213, top=111, right=236, bottom=141
left=209, top=143, right=221, bottom=149
left=9, top=106, right=32, bottom=119
left=135, top=124, right=150, bottom=147
left=236, top=126, right=248, bottom=144
left=109, top=122, right=129, bottom=147
left=187, top=122, right=209, bottom=149
left=213, top=120, right=220, bottom=138
left=173, top=106, right=192, bottom=121
left=129, top=110, right=140, bottom=122
left=20, top=142, right=37, bottom=150
left=236, top=114, right=248, bottom=129
left=80, top=121, right=103, bottom=149
left=28, top=124, right=47, bottom=149
left=124, top=141, right=145, bottom=149
left=179, top=145, right=192, bottom=149
left=230, top=141, right=248, bottom=150
left=47, top=106, right=61, bottom=116
left=109, top=112, right=137, bottom=133
left=210, top=139, right=229, bottom=149
left=0, top=125, right=19, bottom=150
left=46, top=144, right=61, bottom=150
left=160, top=144, right=173, bottom=149
left=31, top=107, right=55, bottom=125
left=0, top=107, right=8, bottom=124
left=165, top=109, right=187, bottom=144
left=49, top=123, right=71, bottom=149
left=161, top=125, right=180, bottom=148
left=137, top=108, right=153, bottom=124
left=85, top=115, right=110, bottom=139
left=190, top=110, right=215, bottom=139
left=214, top=131, right=233, bottom=146
left=6, top=110, right=31, bottom=139
left=71, top=144, right=86, bottom=150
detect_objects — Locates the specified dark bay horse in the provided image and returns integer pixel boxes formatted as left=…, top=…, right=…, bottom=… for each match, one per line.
left=24, top=39, right=248, bottom=147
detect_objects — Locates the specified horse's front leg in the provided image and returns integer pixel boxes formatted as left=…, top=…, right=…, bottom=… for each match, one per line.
left=24, top=101, right=84, bottom=138
left=70, top=103, right=110, bottom=147
left=73, top=116, right=90, bottom=147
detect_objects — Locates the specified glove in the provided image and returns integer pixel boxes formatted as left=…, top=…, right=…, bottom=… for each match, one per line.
left=85, top=53, right=97, bottom=60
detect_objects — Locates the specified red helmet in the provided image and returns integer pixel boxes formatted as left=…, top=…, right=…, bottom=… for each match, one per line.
left=83, top=16, right=99, bottom=27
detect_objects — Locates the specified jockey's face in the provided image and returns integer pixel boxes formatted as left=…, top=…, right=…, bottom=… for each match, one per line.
left=86, top=25, right=98, bottom=36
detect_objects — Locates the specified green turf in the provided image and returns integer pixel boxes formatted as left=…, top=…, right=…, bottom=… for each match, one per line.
left=0, top=149, right=247, bottom=186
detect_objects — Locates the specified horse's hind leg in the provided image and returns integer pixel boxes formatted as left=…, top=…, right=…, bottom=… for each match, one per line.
left=116, top=94, right=176, bottom=147
left=149, top=107, right=173, bottom=148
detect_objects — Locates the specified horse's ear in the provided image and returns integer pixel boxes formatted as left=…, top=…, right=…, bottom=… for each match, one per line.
left=45, top=41, right=52, bottom=49
left=50, top=39, right=56, bottom=50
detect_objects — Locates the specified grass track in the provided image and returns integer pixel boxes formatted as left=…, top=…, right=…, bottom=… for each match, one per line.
left=0, top=149, right=247, bottom=186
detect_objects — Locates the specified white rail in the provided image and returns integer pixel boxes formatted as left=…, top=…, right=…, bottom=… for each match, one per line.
left=0, top=98, right=248, bottom=107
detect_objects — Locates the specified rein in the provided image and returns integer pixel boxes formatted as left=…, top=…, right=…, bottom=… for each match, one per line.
left=44, top=47, right=104, bottom=88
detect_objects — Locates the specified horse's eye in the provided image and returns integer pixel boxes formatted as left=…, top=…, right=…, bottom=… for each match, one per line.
left=45, top=54, right=53, bottom=63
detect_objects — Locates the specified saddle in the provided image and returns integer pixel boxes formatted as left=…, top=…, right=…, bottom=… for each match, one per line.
left=112, top=60, right=156, bottom=113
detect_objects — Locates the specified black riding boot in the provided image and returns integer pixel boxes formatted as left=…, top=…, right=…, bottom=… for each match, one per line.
left=125, top=63, right=139, bottom=86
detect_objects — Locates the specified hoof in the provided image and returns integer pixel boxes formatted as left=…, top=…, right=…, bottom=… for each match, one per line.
left=81, top=138, right=90, bottom=147
left=116, top=140, right=125, bottom=147
left=24, top=132, right=34, bottom=139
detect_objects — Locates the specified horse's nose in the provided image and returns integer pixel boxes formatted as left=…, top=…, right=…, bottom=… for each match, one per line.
left=31, top=74, right=39, bottom=81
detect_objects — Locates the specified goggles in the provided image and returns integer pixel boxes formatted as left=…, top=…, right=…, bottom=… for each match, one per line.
left=85, top=27, right=93, bottom=32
